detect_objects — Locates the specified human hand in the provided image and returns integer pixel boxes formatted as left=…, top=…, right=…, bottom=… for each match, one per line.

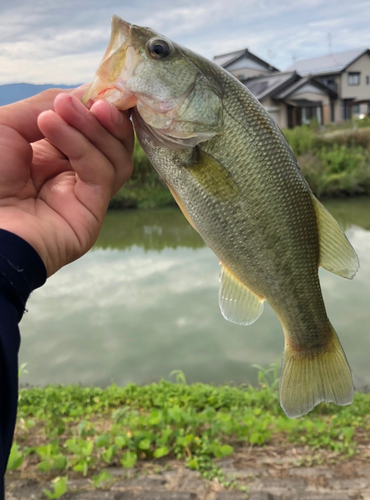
left=0, top=87, right=134, bottom=277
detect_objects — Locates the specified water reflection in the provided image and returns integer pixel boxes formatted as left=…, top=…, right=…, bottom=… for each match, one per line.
left=96, top=208, right=204, bottom=251
left=322, top=197, right=370, bottom=231
left=19, top=198, right=370, bottom=390
left=94, top=197, right=369, bottom=252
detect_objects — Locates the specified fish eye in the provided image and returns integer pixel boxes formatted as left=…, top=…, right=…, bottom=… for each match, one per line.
left=147, top=39, right=172, bottom=59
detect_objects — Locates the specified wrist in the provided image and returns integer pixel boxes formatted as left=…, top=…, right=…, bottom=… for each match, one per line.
left=0, top=229, right=47, bottom=320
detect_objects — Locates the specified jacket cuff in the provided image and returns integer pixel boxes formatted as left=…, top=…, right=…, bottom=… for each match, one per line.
left=0, top=229, right=47, bottom=321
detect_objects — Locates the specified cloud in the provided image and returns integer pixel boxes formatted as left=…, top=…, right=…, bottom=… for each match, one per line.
left=0, top=0, right=369, bottom=84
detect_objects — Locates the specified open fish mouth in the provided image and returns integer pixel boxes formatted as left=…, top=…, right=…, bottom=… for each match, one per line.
left=82, top=16, right=137, bottom=110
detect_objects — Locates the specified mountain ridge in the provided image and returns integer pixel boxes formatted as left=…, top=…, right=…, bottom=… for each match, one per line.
left=0, top=83, right=81, bottom=106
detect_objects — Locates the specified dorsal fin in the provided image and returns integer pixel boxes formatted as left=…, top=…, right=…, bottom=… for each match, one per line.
left=219, top=263, right=264, bottom=325
left=312, top=196, right=359, bottom=279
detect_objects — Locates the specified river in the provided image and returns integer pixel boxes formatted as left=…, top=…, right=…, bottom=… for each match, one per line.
left=19, top=197, right=370, bottom=389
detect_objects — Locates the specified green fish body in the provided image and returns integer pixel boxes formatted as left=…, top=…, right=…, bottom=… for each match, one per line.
left=83, top=16, right=359, bottom=417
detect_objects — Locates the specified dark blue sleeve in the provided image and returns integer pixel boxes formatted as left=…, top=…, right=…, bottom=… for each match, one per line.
left=0, top=230, right=46, bottom=499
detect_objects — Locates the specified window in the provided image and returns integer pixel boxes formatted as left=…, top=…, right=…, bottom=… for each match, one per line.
left=352, top=104, right=360, bottom=114
left=301, top=106, right=322, bottom=125
left=323, top=78, right=334, bottom=85
left=366, top=76, right=369, bottom=85
left=348, top=72, right=360, bottom=86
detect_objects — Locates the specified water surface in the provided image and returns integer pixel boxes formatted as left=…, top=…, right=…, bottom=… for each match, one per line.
left=20, top=198, right=370, bottom=389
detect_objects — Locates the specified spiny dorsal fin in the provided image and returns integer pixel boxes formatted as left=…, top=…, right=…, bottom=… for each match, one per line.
left=219, top=263, right=264, bottom=325
left=312, top=195, right=359, bottom=279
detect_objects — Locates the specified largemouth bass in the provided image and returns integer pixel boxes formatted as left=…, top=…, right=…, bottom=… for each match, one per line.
left=82, top=16, right=359, bottom=418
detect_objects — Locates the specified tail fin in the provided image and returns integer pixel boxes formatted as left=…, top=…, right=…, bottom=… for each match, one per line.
left=279, top=325, right=354, bottom=418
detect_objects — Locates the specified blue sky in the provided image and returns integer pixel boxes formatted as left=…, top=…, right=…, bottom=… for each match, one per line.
left=0, top=0, right=369, bottom=85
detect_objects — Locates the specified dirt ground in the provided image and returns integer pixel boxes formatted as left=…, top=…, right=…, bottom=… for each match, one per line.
left=5, top=442, right=370, bottom=500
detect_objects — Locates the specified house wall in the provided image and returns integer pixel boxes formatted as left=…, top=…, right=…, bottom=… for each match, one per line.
left=261, top=97, right=287, bottom=128
left=315, top=73, right=341, bottom=122
left=229, top=67, right=272, bottom=80
left=226, top=56, right=274, bottom=80
left=341, top=52, right=370, bottom=101
left=333, top=94, right=341, bottom=123
left=290, top=90, right=330, bottom=104
left=316, top=58, right=370, bottom=122
left=227, top=57, right=268, bottom=72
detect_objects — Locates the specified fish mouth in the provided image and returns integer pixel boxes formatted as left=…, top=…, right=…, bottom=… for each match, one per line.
left=82, top=16, right=138, bottom=110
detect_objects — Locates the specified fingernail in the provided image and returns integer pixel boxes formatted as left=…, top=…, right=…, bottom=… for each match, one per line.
left=109, top=103, right=124, bottom=125
left=71, top=96, right=89, bottom=116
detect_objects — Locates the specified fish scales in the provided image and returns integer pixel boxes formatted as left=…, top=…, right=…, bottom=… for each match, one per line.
left=83, top=16, right=359, bottom=417
left=141, top=69, right=325, bottom=332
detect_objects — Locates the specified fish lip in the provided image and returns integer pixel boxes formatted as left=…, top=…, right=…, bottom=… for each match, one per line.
left=81, top=15, right=132, bottom=107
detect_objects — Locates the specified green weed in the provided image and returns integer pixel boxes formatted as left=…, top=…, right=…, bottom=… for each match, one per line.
left=91, top=470, right=112, bottom=488
left=37, top=442, right=67, bottom=472
left=42, top=476, right=68, bottom=499
left=11, top=371, right=369, bottom=483
left=6, top=443, right=23, bottom=471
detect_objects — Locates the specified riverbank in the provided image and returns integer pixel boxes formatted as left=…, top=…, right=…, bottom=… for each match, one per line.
left=6, top=442, right=369, bottom=499
left=6, top=376, right=370, bottom=499
left=109, top=121, right=370, bottom=209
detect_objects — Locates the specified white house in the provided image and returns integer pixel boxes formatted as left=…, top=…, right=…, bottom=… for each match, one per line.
left=214, top=49, right=336, bottom=128
left=286, top=48, right=370, bottom=122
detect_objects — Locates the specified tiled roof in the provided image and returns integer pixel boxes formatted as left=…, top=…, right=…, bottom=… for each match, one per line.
left=213, top=49, right=246, bottom=67
left=242, top=72, right=297, bottom=100
left=286, top=48, right=369, bottom=76
left=214, top=48, right=279, bottom=71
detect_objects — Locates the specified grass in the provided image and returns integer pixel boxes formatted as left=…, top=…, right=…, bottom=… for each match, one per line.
left=109, top=140, right=176, bottom=209
left=8, top=366, right=370, bottom=491
left=284, top=121, right=370, bottom=197
left=109, top=119, right=370, bottom=209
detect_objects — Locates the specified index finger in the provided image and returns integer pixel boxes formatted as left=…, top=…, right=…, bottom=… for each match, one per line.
left=0, top=84, right=89, bottom=144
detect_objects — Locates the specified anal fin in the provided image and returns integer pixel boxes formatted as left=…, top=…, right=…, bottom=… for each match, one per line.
left=219, top=263, right=264, bottom=325
left=312, top=195, right=359, bottom=279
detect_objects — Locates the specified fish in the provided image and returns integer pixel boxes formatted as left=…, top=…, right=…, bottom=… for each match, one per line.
left=82, top=16, right=359, bottom=418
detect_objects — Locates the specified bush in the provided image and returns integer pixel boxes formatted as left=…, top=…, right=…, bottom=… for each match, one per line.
left=109, top=125, right=370, bottom=209
left=284, top=125, right=370, bottom=198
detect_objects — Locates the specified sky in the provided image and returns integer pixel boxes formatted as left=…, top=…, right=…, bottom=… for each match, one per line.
left=0, top=0, right=369, bottom=85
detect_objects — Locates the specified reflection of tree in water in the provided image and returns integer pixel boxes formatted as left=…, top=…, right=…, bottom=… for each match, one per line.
left=95, top=198, right=369, bottom=252
left=95, top=207, right=205, bottom=251
left=323, top=197, right=370, bottom=231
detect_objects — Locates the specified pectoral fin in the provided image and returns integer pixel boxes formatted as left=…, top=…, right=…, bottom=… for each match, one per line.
left=187, top=149, right=238, bottom=201
left=312, top=195, right=359, bottom=279
left=219, top=263, right=264, bottom=325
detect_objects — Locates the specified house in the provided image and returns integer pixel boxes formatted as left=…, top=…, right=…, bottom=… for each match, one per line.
left=286, top=48, right=370, bottom=122
left=214, top=47, right=369, bottom=128
left=213, top=48, right=279, bottom=80
left=214, top=49, right=336, bottom=128
left=242, top=72, right=337, bottom=128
